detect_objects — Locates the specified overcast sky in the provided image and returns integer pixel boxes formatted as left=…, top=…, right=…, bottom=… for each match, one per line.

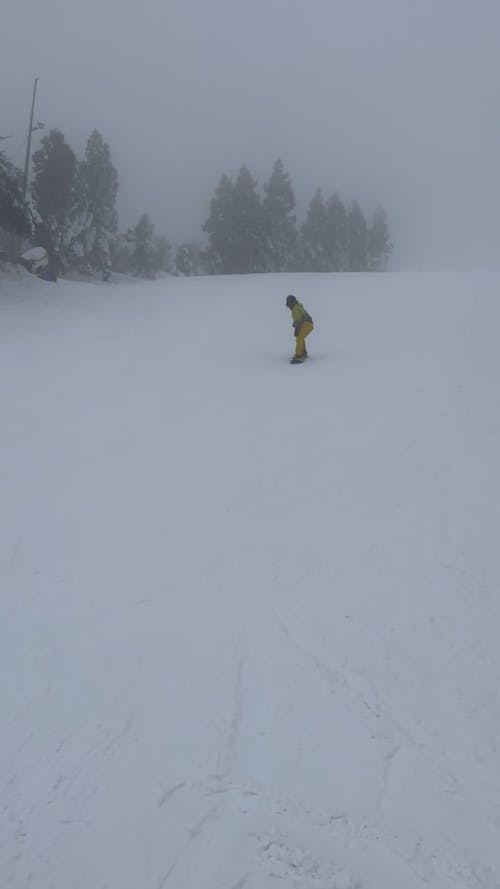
left=2, top=0, right=500, bottom=268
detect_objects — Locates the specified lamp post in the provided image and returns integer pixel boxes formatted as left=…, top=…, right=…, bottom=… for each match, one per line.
left=22, top=77, right=44, bottom=201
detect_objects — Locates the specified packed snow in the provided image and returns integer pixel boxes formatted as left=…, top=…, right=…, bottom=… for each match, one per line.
left=1, top=268, right=500, bottom=889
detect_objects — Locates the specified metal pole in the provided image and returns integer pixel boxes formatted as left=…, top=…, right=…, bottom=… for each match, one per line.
left=22, top=77, right=39, bottom=201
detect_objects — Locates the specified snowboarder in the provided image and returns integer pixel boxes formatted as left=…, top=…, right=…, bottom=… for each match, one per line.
left=286, top=294, right=314, bottom=363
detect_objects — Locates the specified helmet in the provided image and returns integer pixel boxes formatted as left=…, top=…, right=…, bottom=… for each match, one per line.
left=286, top=294, right=297, bottom=308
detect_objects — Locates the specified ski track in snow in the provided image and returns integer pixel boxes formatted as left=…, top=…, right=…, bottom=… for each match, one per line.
left=254, top=597, right=498, bottom=887
left=158, top=656, right=245, bottom=888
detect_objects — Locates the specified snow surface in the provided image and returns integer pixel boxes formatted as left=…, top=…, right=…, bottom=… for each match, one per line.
left=1, top=269, right=500, bottom=889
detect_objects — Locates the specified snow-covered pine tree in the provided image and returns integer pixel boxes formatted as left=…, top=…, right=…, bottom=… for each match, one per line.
left=131, top=214, right=155, bottom=278
left=300, top=188, right=328, bottom=272
left=325, top=193, right=348, bottom=272
left=346, top=201, right=369, bottom=272
left=82, top=130, right=118, bottom=279
left=175, top=242, right=203, bottom=276
left=0, top=152, right=33, bottom=243
left=32, top=129, right=91, bottom=274
left=59, top=163, right=95, bottom=272
left=203, top=174, right=236, bottom=274
left=368, top=205, right=392, bottom=270
left=262, top=159, right=297, bottom=272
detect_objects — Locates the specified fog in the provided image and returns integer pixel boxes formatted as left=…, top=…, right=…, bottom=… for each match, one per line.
left=2, top=0, right=500, bottom=268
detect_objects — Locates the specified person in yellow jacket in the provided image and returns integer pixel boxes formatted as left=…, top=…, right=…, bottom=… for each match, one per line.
left=286, top=294, right=314, bottom=362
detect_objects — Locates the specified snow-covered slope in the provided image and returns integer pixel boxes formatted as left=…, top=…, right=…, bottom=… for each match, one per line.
left=1, top=269, right=500, bottom=888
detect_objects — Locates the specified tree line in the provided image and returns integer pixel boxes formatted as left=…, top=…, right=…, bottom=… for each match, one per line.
left=203, top=160, right=392, bottom=274
left=1, top=133, right=392, bottom=279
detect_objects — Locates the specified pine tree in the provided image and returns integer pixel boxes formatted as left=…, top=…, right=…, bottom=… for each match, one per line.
left=347, top=201, right=368, bottom=272
left=204, top=166, right=265, bottom=274
left=301, top=188, right=328, bottom=271
left=110, top=234, right=133, bottom=274
left=131, top=214, right=155, bottom=278
left=153, top=236, right=172, bottom=274
left=32, top=129, right=89, bottom=273
left=203, top=174, right=236, bottom=273
left=82, top=130, right=118, bottom=278
left=59, top=163, right=95, bottom=271
left=231, top=165, right=265, bottom=273
left=175, top=242, right=203, bottom=276
left=325, top=193, right=348, bottom=272
left=262, top=159, right=297, bottom=272
left=0, top=152, right=32, bottom=240
left=368, top=205, right=392, bottom=270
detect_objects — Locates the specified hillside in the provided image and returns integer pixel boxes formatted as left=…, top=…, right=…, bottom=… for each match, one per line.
left=1, top=269, right=500, bottom=888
